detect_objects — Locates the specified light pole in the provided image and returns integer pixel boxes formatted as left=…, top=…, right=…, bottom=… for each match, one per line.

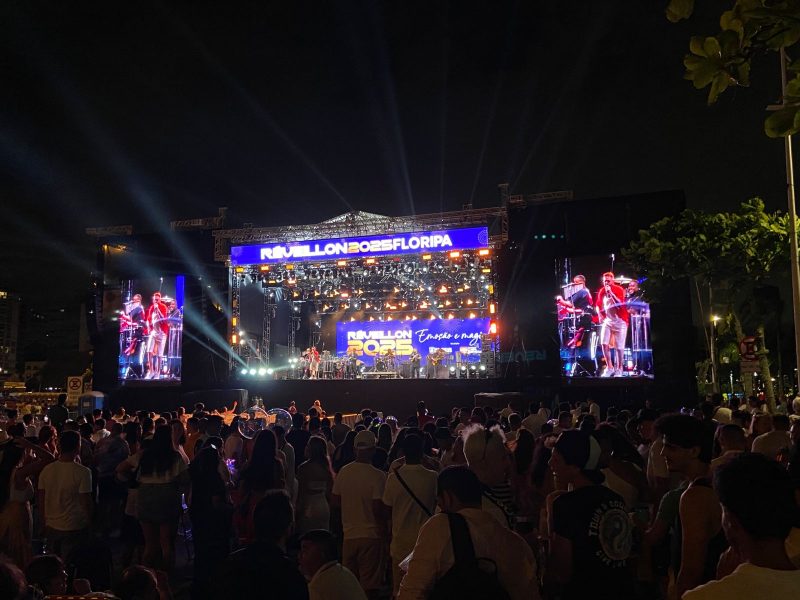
left=710, top=314, right=721, bottom=392
left=780, top=49, right=800, bottom=394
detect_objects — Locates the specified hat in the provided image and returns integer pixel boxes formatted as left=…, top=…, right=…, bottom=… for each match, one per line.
left=554, top=430, right=602, bottom=471
left=354, top=430, right=376, bottom=449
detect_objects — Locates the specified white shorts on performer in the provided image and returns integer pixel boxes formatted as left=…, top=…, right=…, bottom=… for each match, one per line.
left=600, top=316, right=628, bottom=348
left=147, top=330, right=167, bottom=355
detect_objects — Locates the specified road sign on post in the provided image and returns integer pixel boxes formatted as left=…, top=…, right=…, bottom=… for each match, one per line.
left=739, top=337, right=758, bottom=361
left=67, top=376, right=83, bottom=404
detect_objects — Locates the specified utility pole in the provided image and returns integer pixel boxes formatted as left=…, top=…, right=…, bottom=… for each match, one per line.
left=780, top=49, right=800, bottom=395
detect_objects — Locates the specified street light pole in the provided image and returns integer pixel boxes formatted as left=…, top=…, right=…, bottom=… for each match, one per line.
left=780, top=49, right=800, bottom=394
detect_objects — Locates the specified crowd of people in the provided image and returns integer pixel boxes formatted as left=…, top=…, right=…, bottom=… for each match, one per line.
left=0, top=391, right=799, bottom=599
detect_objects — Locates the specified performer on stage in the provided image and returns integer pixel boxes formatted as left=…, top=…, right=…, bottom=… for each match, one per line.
left=165, top=299, right=183, bottom=379
left=626, top=280, right=651, bottom=375
left=556, top=274, right=594, bottom=348
left=122, top=294, right=145, bottom=358
left=345, top=345, right=360, bottom=379
left=144, top=291, right=169, bottom=379
left=306, top=346, right=320, bottom=379
left=409, top=349, right=421, bottom=379
left=595, top=272, right=629, bottom=377
left=384, top=348, right=396, bottom=372
left=427, top=348, right=446, bottom=378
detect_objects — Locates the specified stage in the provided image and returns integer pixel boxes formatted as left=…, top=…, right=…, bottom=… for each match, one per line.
left=105, top=374, right=657, bottom=419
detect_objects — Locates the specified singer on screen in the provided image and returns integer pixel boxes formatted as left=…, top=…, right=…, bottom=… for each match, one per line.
left=595, top=272, right=628, bottom=377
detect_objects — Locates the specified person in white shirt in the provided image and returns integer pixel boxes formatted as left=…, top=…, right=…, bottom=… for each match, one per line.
left=37, top=430, right=92, bottom=559
left=22, top=414, right=38, bottom=438
left=521, top=401, right=547, bottom=438
left=331, top=430, right=386, bottom=599
left=751, top=415, right=792, bottom=460
left=398, top=465, right=539, bottom=600
left=505, top=413, right=522, bottom=444
left=462, top=425, right=513, bottom=528
left=299, top=529, right=366, bottom=600
left=683, top=453, right=800, bottom=599
left=382, top=434, right=437, bottom=596
left=91, top=418, right=111, bottom=444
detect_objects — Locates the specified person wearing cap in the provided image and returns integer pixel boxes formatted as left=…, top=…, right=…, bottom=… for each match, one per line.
left=462, top=425, right=514, bottom=528
left=331, top=429, right=386, bottom=599
left=546, top=430, right=633, bottom=599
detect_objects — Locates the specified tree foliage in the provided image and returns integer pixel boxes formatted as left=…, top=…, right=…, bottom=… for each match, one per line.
left=623, top=198, right=792, bottom=404
left=667, top=0, right=800, bottom=137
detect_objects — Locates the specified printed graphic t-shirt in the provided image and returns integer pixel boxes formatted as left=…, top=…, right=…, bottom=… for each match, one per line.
left=552, top=484, right=634, bottom=600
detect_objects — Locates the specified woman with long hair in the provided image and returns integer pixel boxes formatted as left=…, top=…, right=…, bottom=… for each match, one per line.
left=119, top=424, right=189, bottom=571
left=296, top=436, right=334, bottom=534
left=232, top=428, right=285, bottom=544
left=376, top=423, right=392, bottom=453
left=0, top=436, right=54, bottom=567
left=331, top=429, right=357, bottom=473
left=511, top=428, right=537, bottom=521
left=170, top=419, right=189, bottom=464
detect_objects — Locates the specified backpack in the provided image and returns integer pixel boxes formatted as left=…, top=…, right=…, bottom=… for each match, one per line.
left=428, top=512, right=511, bottom=600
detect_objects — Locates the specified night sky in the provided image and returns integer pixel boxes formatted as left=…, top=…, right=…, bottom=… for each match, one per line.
left=1, top=1, right=789, bottom=307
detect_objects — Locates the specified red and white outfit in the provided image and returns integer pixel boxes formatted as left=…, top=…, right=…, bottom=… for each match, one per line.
left=596, top=283, right=629, bottom=349
left=145, top=300, right=169, bottom=356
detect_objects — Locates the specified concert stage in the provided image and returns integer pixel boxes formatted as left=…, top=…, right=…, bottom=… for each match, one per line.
left=218, top=209, right=503, bottom=381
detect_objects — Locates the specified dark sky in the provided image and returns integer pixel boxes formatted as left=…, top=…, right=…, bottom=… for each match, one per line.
left=0, top=1, right=788, bottom=307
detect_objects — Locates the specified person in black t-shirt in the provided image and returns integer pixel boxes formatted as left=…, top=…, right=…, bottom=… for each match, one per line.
left=546, top=430, right=633, bottom=600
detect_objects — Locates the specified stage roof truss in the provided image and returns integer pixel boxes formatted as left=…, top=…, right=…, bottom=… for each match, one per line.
left=213, top=206, right=508, bottom=262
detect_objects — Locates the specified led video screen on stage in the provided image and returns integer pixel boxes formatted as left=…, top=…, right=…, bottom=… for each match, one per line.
left=118, top=276, right=184, bottom=383
left=230, top=226, right=489, bottom=265
left=556, top=257, right=653, bottom=379
left=336, top=318, right=490, bottom=366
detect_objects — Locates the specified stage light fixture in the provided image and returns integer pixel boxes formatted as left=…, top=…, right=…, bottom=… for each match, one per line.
left=489, top=302, right=496, bottom=314
left=286, top=264, right=294, bottom=270
left=447, top=313, right=455, bottom=319
left=337, top=260, right=347, bottom=266
left=260, top=265, right=270, bottom=272
left=235, top=267, right=245, bottom=273
left=449, top=251, right=461, bottom=258
left=258, top=367, right=267, bottom=376
left=267, top=368, right=274, bottom=375
left=489, top=321, right=498, bottom=335
left=231, top=334, right=238, bottom=344
left=478, top=249, right=490, bottom=256
left=422, top=254, right=432, bottom=261
left=469, top=312, right=476, bottom=318
left=232, top=317, right=238, bottom=326
left=240, top=368, right=248, bottom=375
left=439, top=285, right=447, bottom=293
left=480, top=365, right=486, bottom=371
left=365, top=258, right=376, bottom=265
left=249, top=368, right=256, bottom=375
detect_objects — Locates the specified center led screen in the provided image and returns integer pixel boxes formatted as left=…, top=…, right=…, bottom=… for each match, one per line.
left=336, top=318, right=490, bottom=366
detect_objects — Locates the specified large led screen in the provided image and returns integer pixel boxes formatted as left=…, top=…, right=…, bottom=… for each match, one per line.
left=556, top=258, right=652, bottom=379
left=336, top=318, right=490, bottom=368
left=118, top=276, right=184, bottom=383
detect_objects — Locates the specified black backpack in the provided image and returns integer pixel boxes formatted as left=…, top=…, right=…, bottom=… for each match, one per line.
left=429, top=512, right=512, bottom=600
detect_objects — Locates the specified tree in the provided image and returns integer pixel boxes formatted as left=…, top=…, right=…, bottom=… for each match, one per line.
left=667, top=0, right=800, bottom=137
left=623, top=198, right=791, bottom=408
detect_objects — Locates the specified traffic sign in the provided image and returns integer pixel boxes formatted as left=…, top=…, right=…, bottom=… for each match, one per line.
left=67, top=376, right=83, bottom=403
left=739, top=337, right=757, bottom=361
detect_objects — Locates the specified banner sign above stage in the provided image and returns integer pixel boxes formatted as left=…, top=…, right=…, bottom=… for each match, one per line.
left=336, top=318, right=491, bottom=366
left=230, top=226, right=489, bottom=266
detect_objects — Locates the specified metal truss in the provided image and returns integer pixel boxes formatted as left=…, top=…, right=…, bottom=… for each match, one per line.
left=213, top=206, right=510, bottom=262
